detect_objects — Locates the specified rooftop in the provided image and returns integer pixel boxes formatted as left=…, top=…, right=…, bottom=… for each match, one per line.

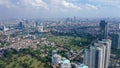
left=61, top=58, right=70, bottom=64
left=78, top=64, right=88, bottom=68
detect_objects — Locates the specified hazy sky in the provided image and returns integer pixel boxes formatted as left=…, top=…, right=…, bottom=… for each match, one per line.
left=0, top=0, right=120, bottom=19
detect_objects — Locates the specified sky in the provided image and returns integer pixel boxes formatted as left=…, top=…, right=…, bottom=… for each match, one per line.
left=0, top=0, right=120, bottom=19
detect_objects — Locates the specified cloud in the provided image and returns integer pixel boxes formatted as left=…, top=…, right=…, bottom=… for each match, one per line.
left=0, top=0, right=99, bottom=10
left=31, top=0, right=48, bottom=9
left=88, top=0, right=120, bottom=8
left=61, top=0, right=81, bottom=10
left=47, top=0, right=98, bottom=11
left=17, top=0, right=48, bottom=9
left=1, top=0, right=120, bottom=10
left=0, top=0, right=120, bottom=18
left=0, top=0, right=48, bottom=9
left=48, top=0, right=81, bottom=11
left=85, top=3, right=98, bottom=10
left=0, top=0, right=16, bottom=8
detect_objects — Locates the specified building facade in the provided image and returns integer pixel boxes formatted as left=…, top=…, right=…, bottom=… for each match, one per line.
left=99, top=20, right=108, bottom=40
left=111, top=33, right=120, bottom=49
left=84, top=39, right=111, bottom=68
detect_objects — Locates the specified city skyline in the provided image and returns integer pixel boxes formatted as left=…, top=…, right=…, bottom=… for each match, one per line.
left=0, top=0, right=120, bottom=19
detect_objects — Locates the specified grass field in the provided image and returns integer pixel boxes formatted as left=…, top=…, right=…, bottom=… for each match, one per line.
left=47, top=36, right=88, bottom=50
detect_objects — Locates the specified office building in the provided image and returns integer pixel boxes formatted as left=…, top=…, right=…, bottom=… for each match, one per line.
left=38, top=23, right=44, bottom=32
left=99, top=39, right=111, bottom=68
left=17, top=22, right=24, bottom=29
left=84, top=45, right=105, bottom=68
left=84, top=39, right=111, bottom=68
left=111, top=33, right=120, bottom=49
left=99, top=20, right=108, bottom=40
left=2, top=26, right=9, bottom=31
left=35, top=21, right=39, bottom=27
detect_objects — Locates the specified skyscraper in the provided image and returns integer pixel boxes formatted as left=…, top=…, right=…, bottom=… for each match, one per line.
left=99, top=39, right=111, bottom=68
left=2, top=26, right=9, bottom=31
left=99, top=20, right=108, bottom=40
left=35, top=21, right=39, bottom=27
left=84, top=45, right=105, bottom=68
left=111, top=33, right=120, bottom=49
left=37, top=23, right=44, bottom=32
left=17, top=22, right=24, bottom=29
left=84, top=39, right=111, bottom=68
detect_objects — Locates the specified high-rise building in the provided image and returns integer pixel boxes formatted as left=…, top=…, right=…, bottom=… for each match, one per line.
left=84, top=39, right=111, bottom=68
left=17, top=22, right=24, bottom=29
left=116, top=23, right=120, bottom=30
left=40, top=23, right=44, bottom=32
left=37, top=23, right=44, bottom=32
left=60, top=57, right=71, bottom=68
left=99, top=39, right=111, bottom=68
left=2, top=26, right=9, bottom=31
left=84, top=45, right=105, bottom=68
left=35, top=21, right=39, bottom=27
left=99, top=20, right=108, bottom=40
left=111, top=33, right=120, bottom=49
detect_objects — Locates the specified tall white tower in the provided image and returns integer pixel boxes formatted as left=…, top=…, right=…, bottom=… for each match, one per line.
left=84, top=39, right=111, bottom=68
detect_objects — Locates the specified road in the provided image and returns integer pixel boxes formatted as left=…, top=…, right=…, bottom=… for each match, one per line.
left=69, top=48, right=85, bottom=60
left=69, top=40, right=95, bottom=60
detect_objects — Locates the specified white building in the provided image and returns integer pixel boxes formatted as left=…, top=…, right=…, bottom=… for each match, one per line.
left=38, top=23, right=44, bottom=32
left=84, top=39, right=111, bottom=68
left=78, top=64, right=89, bottom=68
left=52, top=54, right=62, bottom=65
left=61, top=57, right=71, bottom=68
